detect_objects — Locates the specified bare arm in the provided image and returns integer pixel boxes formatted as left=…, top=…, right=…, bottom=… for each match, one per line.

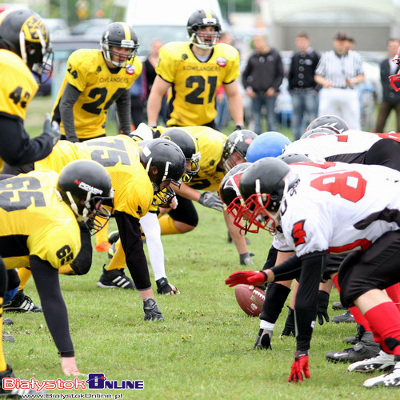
left=224, top=80, right=244, bottom=126
left=172, top=182, right=201, bottom=202
left=147, top=76, right=171, bottom=125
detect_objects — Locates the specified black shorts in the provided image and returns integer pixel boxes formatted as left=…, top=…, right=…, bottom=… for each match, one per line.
left=338, top=230, right=400, bottom=307
left=168, top=194, right=199, bottom=227
left=364, top=138, right=400, bottom=172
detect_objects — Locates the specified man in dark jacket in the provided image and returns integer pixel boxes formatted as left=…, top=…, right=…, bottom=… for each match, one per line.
left=242, top=35, right=283, bottom=134
left=288, top=32, right=320, bottom=140
left=375, top=38, right=400, bottom=132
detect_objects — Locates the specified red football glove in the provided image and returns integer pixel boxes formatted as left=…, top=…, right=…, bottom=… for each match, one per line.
left=287, top=351, right=310, bottom=383
left=225, top=270, right=267, bottom=287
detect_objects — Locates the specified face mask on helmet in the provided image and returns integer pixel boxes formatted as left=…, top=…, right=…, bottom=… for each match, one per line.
left=140, top=139, right=186, bottom=202
left=236, top=158, right=292, bottom=234
left=219, top=162, right=252, bottom=230
left=222, top=130, right=257, bottom=171
left=160, top=128, right=201, bottom=183
left=56, top=160, right=114, bottom=235
left=187, top=9, right=221, bottom=50
left=0, top=9, right=53, bottom=85
left=101, top=22, right=139, bottom=68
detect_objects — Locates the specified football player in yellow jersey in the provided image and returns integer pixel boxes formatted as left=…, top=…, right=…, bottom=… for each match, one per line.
left=147, top=9, right=244, bottom=130
left=51, top=22, right=141, bottom=143
left=0, top=160, right=113, bottom=396
left=98, top=127, right=201, bottom=295
left=0, top=8, right=60, bottom=173
left=147, top=125, right=256, bottom=266
left=5, top=136, right=186, bottom=320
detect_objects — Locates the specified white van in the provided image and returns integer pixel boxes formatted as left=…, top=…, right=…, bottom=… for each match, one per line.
left=124, top=0, right=225, bottom=57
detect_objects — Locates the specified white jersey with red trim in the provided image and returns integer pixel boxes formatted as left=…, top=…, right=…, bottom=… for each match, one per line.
left=276, top=161, right=400, bottom=258
left=284, top=130, right=400, bottom=163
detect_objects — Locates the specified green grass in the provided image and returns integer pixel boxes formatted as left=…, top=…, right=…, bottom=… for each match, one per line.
left=6, top=96, right=399, bottom=398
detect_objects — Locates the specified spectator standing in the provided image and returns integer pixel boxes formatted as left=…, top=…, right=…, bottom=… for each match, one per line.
left=215, top=32, right=234, bottom=131
left=288, top=32, right=320, bottom=140
left=130, top=69, right=146, bottom=129
left=144, top=39, right=167, bottom=124
left=314, top=31, right=365, bottom=130
left=375, top=38, right=400, bottom=132
left=242, top=35, right=283, bottom=134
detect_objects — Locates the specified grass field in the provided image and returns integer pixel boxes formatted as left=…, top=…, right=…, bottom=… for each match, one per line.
left=4, top=96, right=399, bottom=399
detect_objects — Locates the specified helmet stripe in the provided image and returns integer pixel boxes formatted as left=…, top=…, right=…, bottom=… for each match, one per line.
left=122, top=22, right=131, bottom=41
left=204, top=9, right=212, bottom=19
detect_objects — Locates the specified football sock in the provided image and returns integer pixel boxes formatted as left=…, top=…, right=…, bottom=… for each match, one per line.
left=17, top=267, right=32, bottom=291
left=387, top=282, right=400, bottom=312
left=0, top=259, right=8, bottom=371
left=158, top=215, right=181, bottom=235
left=106, top=241, right=126, bottom=272
left=365, top=301, right=400, bottom=355
left=95, top=225, right=109, bottom=246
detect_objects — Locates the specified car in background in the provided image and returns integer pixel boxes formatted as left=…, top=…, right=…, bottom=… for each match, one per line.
left=69, top=18, right=112, bottom=37
left=43, top=18, right=70, bottom=38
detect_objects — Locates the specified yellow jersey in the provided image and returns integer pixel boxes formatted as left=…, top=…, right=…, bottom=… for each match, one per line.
left=35, top=135, right=153, bottom=219
left=160, top=126, right=227, bottom=191
left=156, top=42, right=240, bottom=127
left=52, top=49, right=142, bottom=140
left=0, top=49, right=39, bottom=172
left=0, top=170, right=81, bottom=270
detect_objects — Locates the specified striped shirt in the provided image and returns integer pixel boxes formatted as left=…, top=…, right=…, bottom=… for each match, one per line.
left=315, top=50, right=364, bottom=88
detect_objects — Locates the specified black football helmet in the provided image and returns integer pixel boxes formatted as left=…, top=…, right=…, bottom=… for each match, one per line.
left=300, top=127, right=338, bottom=139
left=187, top=9, right=221, bottom=49
left=101, top=22, right=139, bottom=67
left=305, top=115, right=349, bottom=134
left=0, top=8, right=53, bottom=84
left=140, top=139, right=186, bottom=204
left=160, top=128, right=201, bottom=183
left=56, top=160, right=114, bottom=234
left=237, top=158, right=295, bottom=234
left=222, top=129, right=257, bottom=171
left=278, top=153, right=311, bottom=164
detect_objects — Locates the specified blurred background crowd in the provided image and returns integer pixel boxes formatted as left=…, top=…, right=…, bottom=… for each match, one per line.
left=3, top=0, right=400, bottom=136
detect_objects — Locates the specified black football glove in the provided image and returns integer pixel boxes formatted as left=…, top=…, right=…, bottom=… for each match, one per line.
left=317, top=290, right=330, bottom=325
left=42, top=113, right=61, bottom=146
left=198, top=191, right=224, bottom=212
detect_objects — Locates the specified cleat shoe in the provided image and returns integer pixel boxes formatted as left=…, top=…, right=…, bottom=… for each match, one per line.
left=326, top=331, right=380, bottom=363
left=0, top=364, right=47, bottom=398
left=363, top=360, right=400, bottom=388
left=94, top=241, right=112, bottom=252
left=2, top=333, right=15, bottom=342
left=343, top=323, right=365, bottom=345
left=3, top=290, right=42, bottom=313
left=280, top=306, right=295, bottom=338
left=348, top=350, right=395, bottom=373
left=254, top=328, right=273, bottom=350
left=143, top=298, right=164, bottom=321
left=332, top=310, right=355, bottom=323
left=97, top=268, right=135, bottom=289
left=156, top=277, right=179, bottom=295
left=332, top=301, right=347, bottom=311
left=3, top=318, right=13, bottom=325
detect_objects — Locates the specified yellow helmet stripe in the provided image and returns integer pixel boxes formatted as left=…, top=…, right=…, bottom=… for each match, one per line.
left=121, top=22, right=131, bottom=41
left=204, top=9, right=213, bottom=19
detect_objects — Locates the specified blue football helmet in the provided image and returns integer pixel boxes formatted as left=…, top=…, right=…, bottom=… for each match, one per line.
left=246, top=132, right=291, bottom=163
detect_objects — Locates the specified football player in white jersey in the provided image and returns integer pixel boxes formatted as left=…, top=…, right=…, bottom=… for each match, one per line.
left=226, top=158, right=400, bottom=387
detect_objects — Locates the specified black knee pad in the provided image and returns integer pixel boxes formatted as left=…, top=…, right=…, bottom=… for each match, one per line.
left=6, top=269, right=20, bottom=291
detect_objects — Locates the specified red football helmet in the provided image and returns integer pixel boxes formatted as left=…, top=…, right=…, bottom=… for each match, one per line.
left=389, top=46, right=400, bottom=91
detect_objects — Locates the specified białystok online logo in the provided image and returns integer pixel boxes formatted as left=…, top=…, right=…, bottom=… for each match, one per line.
left=3, top=373, right=144, bottom=391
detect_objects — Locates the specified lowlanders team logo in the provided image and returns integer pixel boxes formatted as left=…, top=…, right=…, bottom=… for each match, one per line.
left=3, top=373, right=144, bottom=391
